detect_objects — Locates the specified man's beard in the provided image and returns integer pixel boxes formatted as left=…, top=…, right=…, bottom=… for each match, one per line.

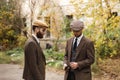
left=36, top=31, right=43, bottom=38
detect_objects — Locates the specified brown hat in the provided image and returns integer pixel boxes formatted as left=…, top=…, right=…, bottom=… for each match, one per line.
left=33, top=20, right=48, bottom=28
left=70, top=20, right=84, bottom=31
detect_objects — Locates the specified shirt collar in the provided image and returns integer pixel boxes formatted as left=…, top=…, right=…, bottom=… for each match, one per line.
left=73, top=34, right=83, bottom=46
left=74, top=34, right=83, bottom=40
left=32, top=34, right=40, bottom=43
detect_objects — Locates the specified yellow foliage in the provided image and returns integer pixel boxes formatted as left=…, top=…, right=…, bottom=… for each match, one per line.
left=7, top=30, right=14, bottom=36
left=110, top=50, right=117, bottom=57
left=98, top=57, right=103, bottom=62
left=0, top=29, right=2, bottom=36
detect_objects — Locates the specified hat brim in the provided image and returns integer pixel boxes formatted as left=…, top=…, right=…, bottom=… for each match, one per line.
left=71, top=27, right=83, bottom=31
left=33, top=20, right=48, bottom=28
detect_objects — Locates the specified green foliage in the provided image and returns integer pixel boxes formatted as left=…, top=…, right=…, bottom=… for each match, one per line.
left=44, top=49, right=64, bottom=69
left=63, top=16, right=72, bottom=38
left=0, top=47, right=24, bottom=64
left=0, top=52, right=11, bottom=63
left=47, top=60, right=63, bottom=69
left=6, top=48, right=23, bottom=56
left=45, top=49, right=64, bottom=60
left=6, top=47, right=24, bottom=64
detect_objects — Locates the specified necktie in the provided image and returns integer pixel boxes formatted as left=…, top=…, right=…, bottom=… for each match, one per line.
left=73, top=38, right=78, bottom=51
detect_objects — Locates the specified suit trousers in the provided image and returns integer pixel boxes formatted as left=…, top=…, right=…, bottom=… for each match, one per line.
left=67, top=70, right=75, bottom=80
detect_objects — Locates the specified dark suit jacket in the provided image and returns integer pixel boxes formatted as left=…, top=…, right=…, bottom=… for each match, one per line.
left=64, top=36, right=95, bottom=80
left=23, top=36, right=46, bottom=80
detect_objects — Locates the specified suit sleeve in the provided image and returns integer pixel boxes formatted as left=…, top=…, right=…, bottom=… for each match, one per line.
left=77, top=41, right=95, bottom=70
left=25, top=42, right=41, bottom=80
left=64, top=41, right=68, bottom=63
left=64, top=40, right=69, bottom=70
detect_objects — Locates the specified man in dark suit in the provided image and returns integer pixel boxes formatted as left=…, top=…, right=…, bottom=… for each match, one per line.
left=64, top=20, right=95, bottom=80
left=23, top=20, right=48, bottom=80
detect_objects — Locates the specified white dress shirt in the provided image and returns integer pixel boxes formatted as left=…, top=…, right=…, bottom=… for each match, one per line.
left=63, top=34, right=83, bottom=69
left=73, top=34, right=83, bottom=46
left=32, top=34, right=40, bottom=44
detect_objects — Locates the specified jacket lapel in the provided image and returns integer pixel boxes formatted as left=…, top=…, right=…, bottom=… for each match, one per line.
left=32, top=36, right=40, bottom=46
left=75, top=36, right=85, bottom=59
left=32, top=36, right=46, bottom=64
left=68, top=37, right=74, bottom=61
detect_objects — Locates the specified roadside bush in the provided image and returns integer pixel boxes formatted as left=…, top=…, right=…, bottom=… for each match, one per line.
left=17, top=35, right=27, bottom=47
left=0, top=47, right=24, bottom=65
left=0, top=0, right=24, bottom=50
left=84, top=16, right=120, bottom=58
left=0, top=52, right=11, bottom=63
left=44, top=49, right=64, bottom=69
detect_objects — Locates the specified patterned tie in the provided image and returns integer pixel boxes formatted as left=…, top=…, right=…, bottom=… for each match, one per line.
left=73, top=38, right=78, bottom=51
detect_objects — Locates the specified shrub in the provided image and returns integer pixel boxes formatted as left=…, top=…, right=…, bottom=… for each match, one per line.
left=44, top=49, right=64, bottom=69
left=0, top=47, right=24, bottom=65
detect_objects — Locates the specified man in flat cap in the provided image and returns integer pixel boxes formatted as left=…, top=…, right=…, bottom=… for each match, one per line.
left=64, top=20, right=95, bottom=80
left=23, top=20, right=48, bottom=80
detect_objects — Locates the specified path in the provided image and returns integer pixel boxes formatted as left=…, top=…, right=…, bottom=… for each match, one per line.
left=0, top=64, right=118, bottom=80
left=0, top=64, right=63, bottom=80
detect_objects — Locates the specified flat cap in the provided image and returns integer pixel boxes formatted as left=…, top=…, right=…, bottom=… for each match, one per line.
left=70, top=20, right=84, bottom=31
left=33, top=20, right=48, bottom=28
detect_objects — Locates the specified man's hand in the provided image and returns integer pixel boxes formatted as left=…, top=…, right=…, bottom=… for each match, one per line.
left=70, top=62, right=78, bottom=69
left=63, top=64, right=68, bottom=70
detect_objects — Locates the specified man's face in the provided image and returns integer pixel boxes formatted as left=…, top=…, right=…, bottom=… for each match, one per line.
left=72, top=29, right=82, bottom=37
left=36, top=27, right=46, bottom=38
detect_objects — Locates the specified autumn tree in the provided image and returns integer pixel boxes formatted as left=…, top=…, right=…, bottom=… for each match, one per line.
left=70, top=0, right=120, bottom=58
left=0, top=0, right=24, bottom=50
